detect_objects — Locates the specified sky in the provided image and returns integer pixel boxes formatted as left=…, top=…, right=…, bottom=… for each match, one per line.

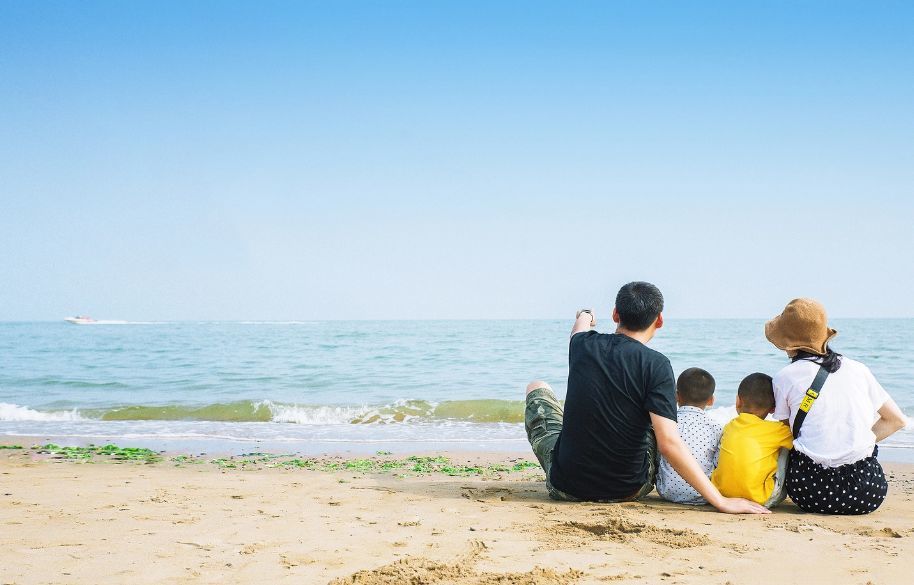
left=1, top=1, right=913, bottom=320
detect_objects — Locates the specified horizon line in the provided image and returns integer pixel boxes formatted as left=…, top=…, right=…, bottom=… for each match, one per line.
left=3, top=317, right=914, bottom=323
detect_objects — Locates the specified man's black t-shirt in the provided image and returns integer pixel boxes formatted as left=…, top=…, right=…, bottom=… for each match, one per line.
left=549, top=331, right=677, bottom=500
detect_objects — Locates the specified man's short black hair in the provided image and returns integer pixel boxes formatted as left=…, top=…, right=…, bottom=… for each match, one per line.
left=676, top=367, right=716, bottom=405
left=738, top=372, right=775, bottom=411
left=615, top=281, right=664, bottom=331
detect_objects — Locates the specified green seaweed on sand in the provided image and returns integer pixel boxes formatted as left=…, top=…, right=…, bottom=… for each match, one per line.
left=401, top=456, right=534, bottom=476
left=22, top=445, right=540, bottom=478
left=97, top=445, right=161, bottom=461
left=210, top=458, right=238, bottom=469
left=378, top=459, right=403, bottom=471
left=0, top=445, right=24, bottom=450
left=277, top=458, right=315, bottom=469
left=343, top=458, right=378, bottom=471
left=198, top=453, right=538, bottom=476
left=170, top=455, right=205, bottom=465
left=406, top=455, right=450, bottom=473
left=34, top=443, right=162, bottom=463
left=405, top=456, right=478, bottom=476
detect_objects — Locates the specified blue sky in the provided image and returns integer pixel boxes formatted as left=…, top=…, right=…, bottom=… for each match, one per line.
left=2, top=1, right=912, bottom=320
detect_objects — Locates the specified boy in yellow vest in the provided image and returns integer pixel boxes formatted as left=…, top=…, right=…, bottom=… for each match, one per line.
left=711, top=373, right=793, bottom=508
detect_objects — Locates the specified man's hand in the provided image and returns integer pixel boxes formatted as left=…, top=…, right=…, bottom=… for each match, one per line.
left=575, top=309, right=596, bottom=325
left=714, top=497, right=771, bottom=515
left=571, top=310, right=596, bottom=337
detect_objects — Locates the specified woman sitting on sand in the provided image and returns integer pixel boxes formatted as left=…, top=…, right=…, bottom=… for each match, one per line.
left=765, top=299, right=907, bottom=515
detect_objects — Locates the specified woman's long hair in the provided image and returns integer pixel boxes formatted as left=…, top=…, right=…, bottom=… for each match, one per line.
left=792, top=346, right=842, bottom=373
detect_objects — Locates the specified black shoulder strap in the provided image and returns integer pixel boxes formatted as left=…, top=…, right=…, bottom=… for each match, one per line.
left=792, top=365, right=830, bottom=439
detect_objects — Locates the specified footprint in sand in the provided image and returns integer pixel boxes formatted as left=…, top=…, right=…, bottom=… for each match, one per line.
left=327, top=540, right=583, bottom=585
left=856, top=526, right=903, bottom=538
left=541, top=510, right=711, bottom=549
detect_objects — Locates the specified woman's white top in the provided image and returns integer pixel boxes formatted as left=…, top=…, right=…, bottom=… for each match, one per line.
left=773, top=357, right=889, bottom=467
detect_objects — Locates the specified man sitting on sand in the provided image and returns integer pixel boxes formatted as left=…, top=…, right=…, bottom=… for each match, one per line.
left=524, top=281, right=768, bottom=514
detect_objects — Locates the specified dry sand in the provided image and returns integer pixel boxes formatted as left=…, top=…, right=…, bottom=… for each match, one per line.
left=2, top=446, right=913, bottom=585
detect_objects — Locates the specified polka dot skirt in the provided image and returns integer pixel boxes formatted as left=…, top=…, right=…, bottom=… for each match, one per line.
left=786, top=447, right=888, bottom=515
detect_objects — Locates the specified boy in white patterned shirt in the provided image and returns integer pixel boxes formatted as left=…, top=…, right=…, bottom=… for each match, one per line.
left=656, top=367, right=723, bottom=505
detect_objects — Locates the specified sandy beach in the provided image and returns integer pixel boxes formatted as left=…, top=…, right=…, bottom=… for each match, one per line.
left=2, top=444, right=913, bottom=585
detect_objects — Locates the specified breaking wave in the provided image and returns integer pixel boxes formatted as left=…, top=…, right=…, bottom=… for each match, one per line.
left=0, top=403, right=86, bottom=422
left=0, top=399, right=527, bottom=424
left=3, top=400, right=909, bottom=432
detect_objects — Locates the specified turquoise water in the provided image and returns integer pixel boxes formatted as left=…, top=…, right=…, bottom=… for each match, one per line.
left=1, top=320, right=911, bottom=455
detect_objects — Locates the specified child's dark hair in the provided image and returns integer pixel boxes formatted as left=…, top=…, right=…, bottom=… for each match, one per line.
left=738, top=372, right=775, bottom=411
left=676, top=367, right=716, bottom=405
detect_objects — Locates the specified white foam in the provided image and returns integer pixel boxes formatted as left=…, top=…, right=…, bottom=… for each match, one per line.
left=263, top=399, right=438, bottom=425
left=0, top=403, right=86, bottom=422
left=264, top=401, right=370, bottom=424
left=705, top=405, right=739, bottom=427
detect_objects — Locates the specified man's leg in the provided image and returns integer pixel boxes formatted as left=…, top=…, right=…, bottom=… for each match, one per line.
left=524, top=381, right=577, bottom=501
left=524, top=381, right=562, bottom=475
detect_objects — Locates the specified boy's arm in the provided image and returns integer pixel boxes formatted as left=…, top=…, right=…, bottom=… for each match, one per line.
left=651, top=414, right=769, bottom=514
left=779, top=424, right=794, bottom=449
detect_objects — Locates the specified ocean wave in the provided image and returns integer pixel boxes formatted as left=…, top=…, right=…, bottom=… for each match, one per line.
left=23, top=378, right=131, bottom=389
left=268, top=403, right=374, bottom=424
left=0, top=403, right=86, bottom=421
left=95, top=399, right=528, bottom=424
left=339, top=399, right=527, bottom=424
left=97, top=401, right=274, bottom=422
left=4, top=399, right=909, bottom=429
left=0, top=399, right=528, bottom=424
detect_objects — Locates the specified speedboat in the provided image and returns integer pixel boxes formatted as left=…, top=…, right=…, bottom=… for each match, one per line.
left=65, top=315, right=97, bottom=325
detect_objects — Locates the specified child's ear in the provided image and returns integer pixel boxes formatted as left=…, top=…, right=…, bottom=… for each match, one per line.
left=768, top=405, right=776, bottom=414
left=675, top=391, right=683, bottom=407
left=735, top=395, right=743, bottom=411
left=707, top=395, right=715, bottom=408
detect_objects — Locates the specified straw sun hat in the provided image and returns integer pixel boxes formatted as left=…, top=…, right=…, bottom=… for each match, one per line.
left=765, top=298, right=837, bottom=356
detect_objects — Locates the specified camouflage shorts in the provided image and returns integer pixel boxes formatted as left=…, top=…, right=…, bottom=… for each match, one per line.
left=524, top=386, right=657, bottom=502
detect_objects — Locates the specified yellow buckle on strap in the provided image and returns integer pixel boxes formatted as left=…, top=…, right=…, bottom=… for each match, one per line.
left=799, top=388, right=819, bottom=413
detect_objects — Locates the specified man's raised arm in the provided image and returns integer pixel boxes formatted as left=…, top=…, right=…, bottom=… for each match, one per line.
left=650, top=413, right=770, bottom=515
left=571, top=309, right=596, bottom=337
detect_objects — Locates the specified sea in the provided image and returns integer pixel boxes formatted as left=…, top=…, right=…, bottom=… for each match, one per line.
left=1, top=320, right=912, bottom=459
